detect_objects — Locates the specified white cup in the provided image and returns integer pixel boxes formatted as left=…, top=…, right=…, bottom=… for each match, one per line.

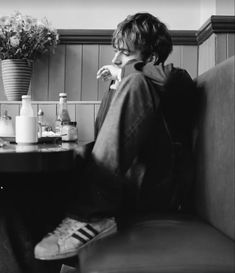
left=15, top=116, right=38, bottom=144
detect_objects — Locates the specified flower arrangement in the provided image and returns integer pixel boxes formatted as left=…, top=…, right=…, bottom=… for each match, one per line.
left=0, top=11, right=59, bottom=60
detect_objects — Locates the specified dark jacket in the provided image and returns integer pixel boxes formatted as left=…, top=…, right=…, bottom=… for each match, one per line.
left=77, top=60, right=196, bottom=220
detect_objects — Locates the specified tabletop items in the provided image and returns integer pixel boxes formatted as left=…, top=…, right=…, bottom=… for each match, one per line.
left=0, top=93, right=78, bottom=145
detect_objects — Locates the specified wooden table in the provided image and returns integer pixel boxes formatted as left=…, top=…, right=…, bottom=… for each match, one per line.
left=0, top=140, right=80, bottom=173
left=0, top=140, right=82, bottom=273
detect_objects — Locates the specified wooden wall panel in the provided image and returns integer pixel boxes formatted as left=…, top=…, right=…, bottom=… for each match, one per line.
left=65, top=45, right=82, bottom=100
left=180, top=46, right=198, bottom=79
left=48, top=45, right=66, bottom=101
left=198, top=43, right=205, bottom=76
left=198, top=40, right=208, bottom=75
left=216, top=34, right=227, bottom=65
left=81, top=45, right=99, bottom=101
left=198, top=32, right=235, bottom=75
left=76, top=104, right=95, bottom=142
left=227, top=34, right=235, bottom=58
left=98, top=45, right=114, bottom=100
left=198, top=35, right=216, bottom=75
left=166, top=46, right=181, bottom=68
left=31, top=53, right=49, bottom=101
left=0, top=44, right=199, bottom=102
left=207, top=35, right=216, bottom=71
left=215, top=33, right=235, bottom=66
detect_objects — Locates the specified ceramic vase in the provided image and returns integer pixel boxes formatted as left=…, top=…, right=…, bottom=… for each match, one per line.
left=1, top=59, right=33, bottom=101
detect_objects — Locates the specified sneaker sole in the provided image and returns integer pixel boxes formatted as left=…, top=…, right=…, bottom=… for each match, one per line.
left=35, top=222, right=117, bottom=260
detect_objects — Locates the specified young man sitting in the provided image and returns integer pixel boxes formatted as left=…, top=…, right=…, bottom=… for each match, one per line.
left=34, top=12, right=196, bottom=261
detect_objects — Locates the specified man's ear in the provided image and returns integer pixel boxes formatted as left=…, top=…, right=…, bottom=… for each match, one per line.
left=147, top=55, right=158, bottom=64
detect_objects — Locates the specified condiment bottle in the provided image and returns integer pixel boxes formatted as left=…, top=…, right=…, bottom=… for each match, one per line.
left=15, top=95, right=38, bottom=144
left=20, top=95, right=34, bottom=116
left=55, top=93, right=71, bottom=135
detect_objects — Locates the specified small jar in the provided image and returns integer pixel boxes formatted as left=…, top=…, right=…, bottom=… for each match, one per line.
left=61, top=121, right=78, bottom=142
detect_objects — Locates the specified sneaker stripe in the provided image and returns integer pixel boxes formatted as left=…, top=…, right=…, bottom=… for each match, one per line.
left=72, top=233, right=87, bottom=244
left=83, top=226, right=96, bottom=237
left=78, top=228, right=94, bottom=240
left=86, top=224, right=99, bottom=235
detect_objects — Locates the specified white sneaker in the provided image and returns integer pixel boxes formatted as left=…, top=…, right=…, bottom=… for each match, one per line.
left=34, top=217, right=117, bottom=260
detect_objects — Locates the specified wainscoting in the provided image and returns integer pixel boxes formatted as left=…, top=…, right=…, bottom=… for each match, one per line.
left=197, top=16, right=235, bottom=74
left=0, top=44, right=198, bottom=101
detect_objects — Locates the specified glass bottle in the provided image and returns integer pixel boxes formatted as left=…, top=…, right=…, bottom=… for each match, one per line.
left=20, top=95, right=34, bottom=116
left=55, top=93, right=71, bottom=135
left=38, top=109, right=48, bottom=137
left=16, top=95, right=38, bottom=144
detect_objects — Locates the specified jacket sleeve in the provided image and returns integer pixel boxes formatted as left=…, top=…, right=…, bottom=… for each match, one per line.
left=91, top=72, right=159, bottom=176
left=95, top=82, right=117, bottom=138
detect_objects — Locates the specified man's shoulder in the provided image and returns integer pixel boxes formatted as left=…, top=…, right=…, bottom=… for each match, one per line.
left=122, top=70, right=147, bottom=86
left=116, top=70, right=151, bottom=96
left=121, top=60, right=145, bottom=79
left=168, top=65, right=192, bottom=80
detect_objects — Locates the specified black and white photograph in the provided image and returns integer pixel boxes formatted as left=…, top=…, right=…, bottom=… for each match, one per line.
left=0, top=0, right=234, bottom=272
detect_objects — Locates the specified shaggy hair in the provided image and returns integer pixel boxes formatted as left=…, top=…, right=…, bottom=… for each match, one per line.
left=112, top=12, right=173, bottom=64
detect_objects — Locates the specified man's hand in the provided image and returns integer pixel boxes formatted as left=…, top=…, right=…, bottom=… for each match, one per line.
left=97, top=65, right=122, bottom=81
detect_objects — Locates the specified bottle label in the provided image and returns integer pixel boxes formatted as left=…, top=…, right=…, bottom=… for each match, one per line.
left=61, top=124, right=78, bottom=141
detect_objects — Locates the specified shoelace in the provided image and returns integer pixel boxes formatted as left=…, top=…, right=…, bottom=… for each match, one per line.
left=49, top=218, right=82, bottom=239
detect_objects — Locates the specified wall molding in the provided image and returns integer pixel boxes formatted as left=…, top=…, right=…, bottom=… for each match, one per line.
left=58, top=16, right=235, bottom=46
left=58, top=29, right=198, bottom=45
left=197, top=16, right=235, bottom=45
left=58, top=29, right=114, bottom=44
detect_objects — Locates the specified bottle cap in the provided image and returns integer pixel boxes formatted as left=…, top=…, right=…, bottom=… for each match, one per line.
left=22, top=95, right=31, bottom=99
left=59, top=93, right=67, bottom=97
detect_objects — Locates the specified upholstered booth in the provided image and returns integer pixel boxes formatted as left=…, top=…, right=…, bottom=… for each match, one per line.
left=74, top=56, right=235, bottom=273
